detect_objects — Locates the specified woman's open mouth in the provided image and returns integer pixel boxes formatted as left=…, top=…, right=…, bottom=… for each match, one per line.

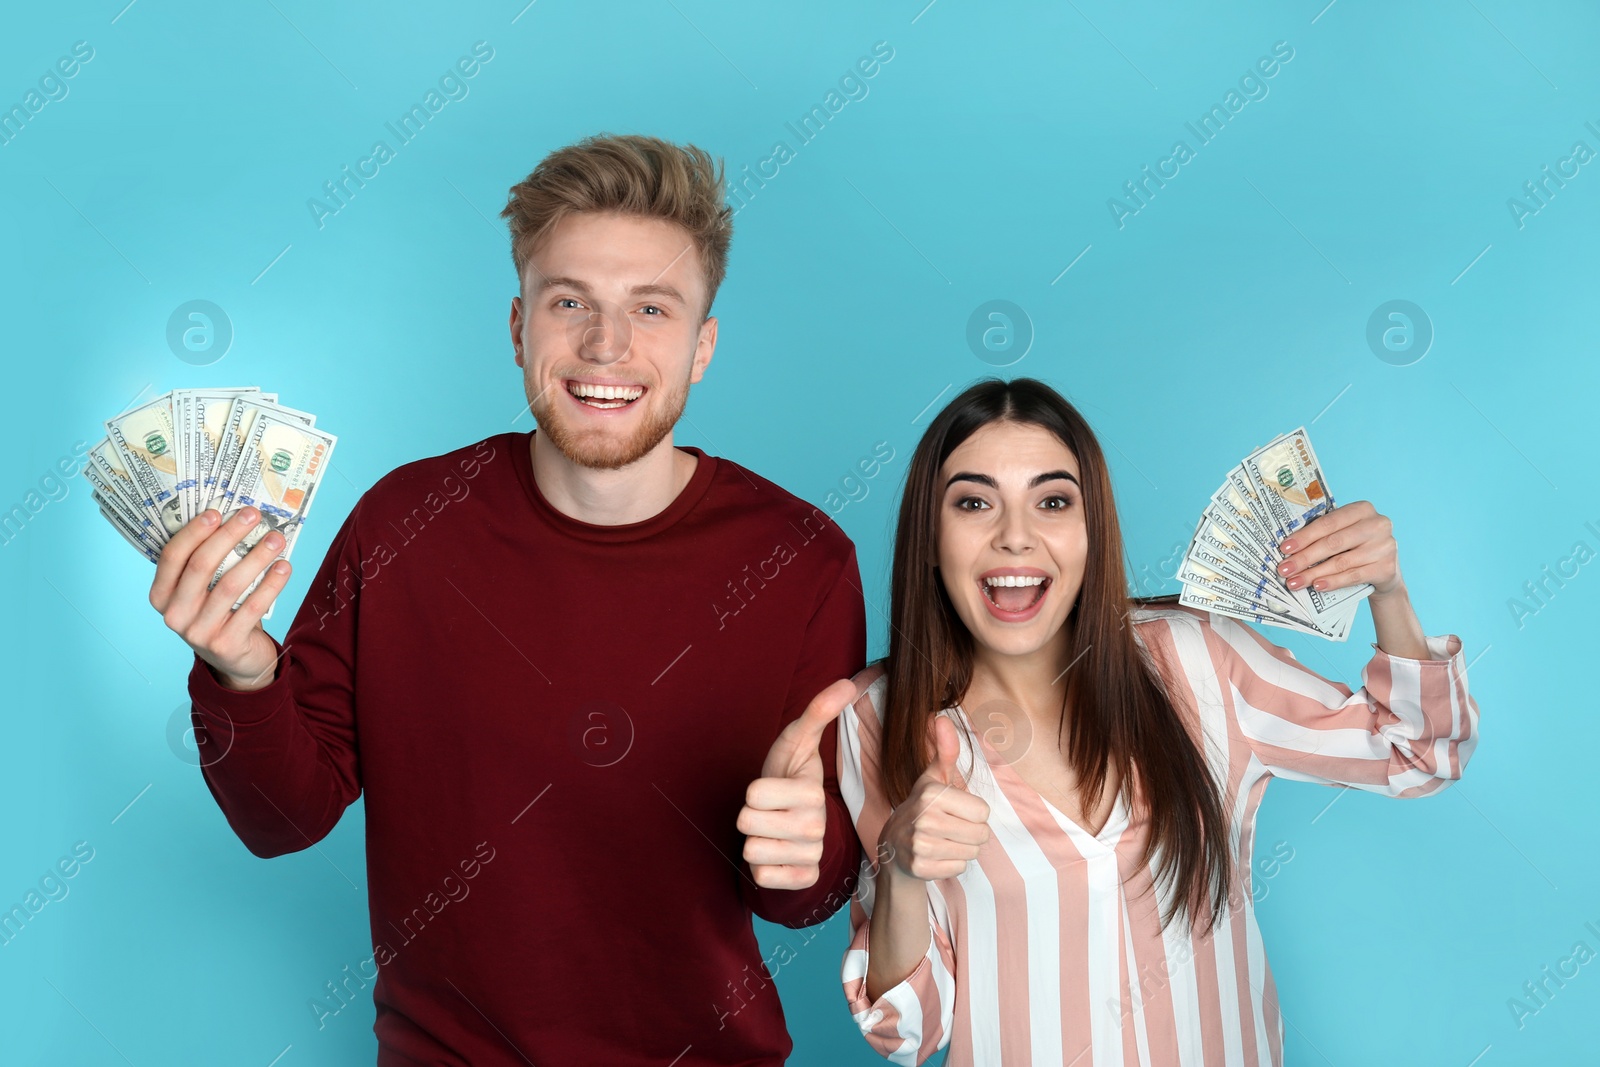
left=566, top=380, right=646, bottom=411
left=980, top=573, right=1050, bottom=621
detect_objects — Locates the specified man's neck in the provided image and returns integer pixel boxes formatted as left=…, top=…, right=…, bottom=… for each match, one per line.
left=530, top=430, right=699, bottom=526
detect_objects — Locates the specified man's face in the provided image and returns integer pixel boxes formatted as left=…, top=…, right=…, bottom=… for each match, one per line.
left=510, top=210, right=717, bottom=470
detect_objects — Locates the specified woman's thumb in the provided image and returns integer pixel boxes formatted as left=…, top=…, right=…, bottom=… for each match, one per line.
left=933, top=715, right=964, bottom=788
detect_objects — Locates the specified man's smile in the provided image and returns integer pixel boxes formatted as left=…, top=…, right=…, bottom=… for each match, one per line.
left=565, top=378, right=647, bottom=411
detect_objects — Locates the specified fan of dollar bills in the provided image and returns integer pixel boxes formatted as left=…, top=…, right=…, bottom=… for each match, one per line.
left=84, top=388, right=337, bottom=618
left=1176, top=427, right=1372, bottom=641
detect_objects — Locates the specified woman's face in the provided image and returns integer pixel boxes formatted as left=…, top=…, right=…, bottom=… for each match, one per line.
left=936, top=420, right=1089, bottom=661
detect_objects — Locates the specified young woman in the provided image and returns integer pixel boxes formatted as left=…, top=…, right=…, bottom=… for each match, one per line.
left=834, top=378, right=1478, bottom=1066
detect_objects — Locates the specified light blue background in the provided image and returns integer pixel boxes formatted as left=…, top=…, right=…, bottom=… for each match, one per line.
left=2, top=1, right=1595, bottom=1064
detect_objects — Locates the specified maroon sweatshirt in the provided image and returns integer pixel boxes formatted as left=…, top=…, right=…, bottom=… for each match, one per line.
left=187, top=431, right=867, bottom=1065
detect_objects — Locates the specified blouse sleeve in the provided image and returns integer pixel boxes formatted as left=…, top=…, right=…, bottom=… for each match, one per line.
left=836, top=669, right=957, bottom=1065
left=1201, top=610, right=1479, bottom=797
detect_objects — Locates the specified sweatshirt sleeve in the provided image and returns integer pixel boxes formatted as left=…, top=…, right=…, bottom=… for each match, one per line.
left=185, top=500, right=367, bottom=857
left=837, top=676, right=956, bottom=1065
left=739, top=541, right=868, bottom=927
left=1202, top=610, right=1480, bottom=797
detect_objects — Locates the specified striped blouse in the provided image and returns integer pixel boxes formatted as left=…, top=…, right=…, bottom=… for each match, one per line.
left=837, top=603, right=1479, bottom=1066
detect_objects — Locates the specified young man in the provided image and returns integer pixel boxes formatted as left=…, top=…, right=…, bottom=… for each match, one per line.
left=148, top=134, right=867, bottom=1065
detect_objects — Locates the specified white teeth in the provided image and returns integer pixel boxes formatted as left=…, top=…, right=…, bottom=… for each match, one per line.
left=984, top=575, right=1047, bottom=587
left=568, top=382, right=644, bottom=401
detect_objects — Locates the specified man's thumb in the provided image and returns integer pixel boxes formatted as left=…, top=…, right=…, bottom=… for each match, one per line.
left=766, top=677, right=857, bottom=779
left=932, top=715, right=964, bottom=788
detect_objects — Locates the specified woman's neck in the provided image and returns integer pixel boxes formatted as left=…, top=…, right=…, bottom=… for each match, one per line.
left=964, top=634, right=1077, bottom=726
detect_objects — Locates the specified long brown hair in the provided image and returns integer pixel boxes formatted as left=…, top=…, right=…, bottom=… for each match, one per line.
left=877, top=377, right=1231, bottom=933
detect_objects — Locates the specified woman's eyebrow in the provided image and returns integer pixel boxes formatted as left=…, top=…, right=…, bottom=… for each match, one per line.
left=1030, top=470, right=1079, bottom=488
left=945, top=470, right=1079, bottom=490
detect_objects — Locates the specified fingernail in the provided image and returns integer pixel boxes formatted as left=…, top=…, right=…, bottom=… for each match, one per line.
left=200, top=510, right=219, bottom=525
left=1286, top=576, right=1303, bottom=588
left=240, top=508, right=258, bottom=523
left=264, top=532, right=284, bottom=549
left=1279, top=540, right=1294, bottom=553
left=1278, top=561, right=1294, bottom=575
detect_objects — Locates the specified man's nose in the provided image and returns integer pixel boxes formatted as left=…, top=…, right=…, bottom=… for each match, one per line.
left=572, top=301, right=633, bottom=365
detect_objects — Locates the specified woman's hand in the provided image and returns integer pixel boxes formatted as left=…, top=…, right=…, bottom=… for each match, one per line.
left=1275, top=500, right=1403, bottom=599
left=879, top=716, right=991, bottom=882
left=1277, top=500, right=1430, bottom=657
left=864, top=714, right=990, bottom=1002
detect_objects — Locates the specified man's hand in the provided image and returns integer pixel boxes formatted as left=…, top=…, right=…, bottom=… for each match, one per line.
left=736, top=677, right=859, bottom=891
left=149, top=507, right=292, bottom=692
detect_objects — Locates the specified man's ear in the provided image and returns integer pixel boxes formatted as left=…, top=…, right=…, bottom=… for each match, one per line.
left=510, top=295, right=524, bottom=367
left=689, top=314, right=718, bottom=384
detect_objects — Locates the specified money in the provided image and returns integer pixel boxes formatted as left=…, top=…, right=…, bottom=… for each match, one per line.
left=1177, top=427, right=1372, bottom=641
left=178, top=387, right=263, bottom=525
left=104, top=395, right=186, bottom=539
left=211, top=412, right=338, bottom=609
left=84, top=388, right=337, bottom=620
left=207, top=395, right=315, bottom=514
left=87, top=440, right=161, bottom=545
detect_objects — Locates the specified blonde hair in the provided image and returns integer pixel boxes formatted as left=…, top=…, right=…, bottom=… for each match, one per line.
left=500, top=133, right=733, bottom=318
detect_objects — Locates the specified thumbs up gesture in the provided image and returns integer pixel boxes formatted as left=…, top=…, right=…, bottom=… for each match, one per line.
left=880, top=715, right=992, bottom=882
left=737, top=678, right=860, bottom=891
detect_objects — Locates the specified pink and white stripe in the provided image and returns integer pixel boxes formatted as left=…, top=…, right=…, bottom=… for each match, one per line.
left=838, top=604, right=1479, bottom=1066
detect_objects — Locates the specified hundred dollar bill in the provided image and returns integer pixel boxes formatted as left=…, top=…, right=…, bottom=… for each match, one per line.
left=1177, top=428, right=1371, bottom=641
left=171, top=391, right=188, bottom=501
left=1181, top=577, right=1357, bottom=641
left=1206, top=483, right=1282, bottom=574
left=171, top=390, right=203, bottom=525
left=1185, top=518, right=1300, bottom=614
left=211, top=413, right=337, bottom=612
left=90, top=479, right=161, bottom=554
left=1224, top=466, right=1280, bottom=559
left=1303, top=594, right=1358, bottom=641
left=104, top=396, right=187, bottom=538
left=1175, top=557, right=1292, bottom=619
left=206, top=396, right=315, bottom=514
left=85, top=440, right=163, bottom=544
left=1178, top=582, right=1336, bottom=638
left=179, top=387, right=262, bottom=524
left=1240, top=429, right=1372, bottom=616
left=87, top=388, right=334, bottom=585
left=1241, top=430, right=1329, bottom=546
left=1217, top=445, right=1361, bottom=630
